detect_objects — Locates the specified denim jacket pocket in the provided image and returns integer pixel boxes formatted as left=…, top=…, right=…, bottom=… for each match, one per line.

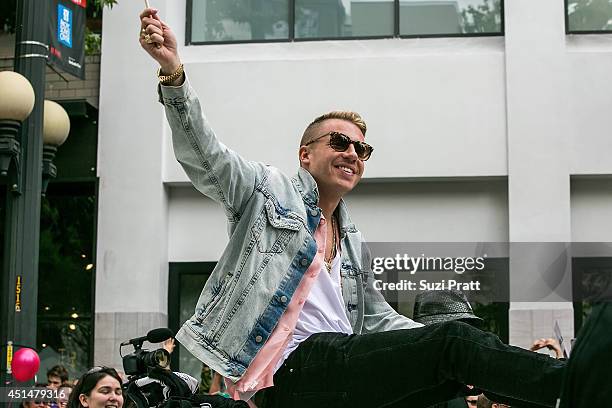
left=251, top=199, right=302, bottom=254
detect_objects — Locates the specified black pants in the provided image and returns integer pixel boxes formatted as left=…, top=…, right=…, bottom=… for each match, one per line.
left=258, top=321, right=565, bottom=408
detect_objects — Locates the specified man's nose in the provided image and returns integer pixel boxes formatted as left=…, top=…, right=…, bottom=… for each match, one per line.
left=342, top=143, right=358, bottom=160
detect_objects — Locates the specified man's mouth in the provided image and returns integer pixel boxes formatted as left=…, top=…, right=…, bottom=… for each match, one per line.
left=335, top=165, right=355, bottom=175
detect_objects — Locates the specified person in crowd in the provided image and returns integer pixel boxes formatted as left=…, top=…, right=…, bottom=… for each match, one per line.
left=466, top=396, right=479, bottom=407
left=139, top=8, right=565, bottom=407
left=47, top=366, right=69, bottom=390
left=477, top=394, right=510, bottom=408
left=200, top=364, right=225, bottom=395
left=56, top=384, right=73, bottom=408
left=19, top=385, right=52, bottom=408
left=20, top=399, right=48, bottom=408
left=67, top=367, right=123, bottom=408
left=529, top=338, right=563, bottom=359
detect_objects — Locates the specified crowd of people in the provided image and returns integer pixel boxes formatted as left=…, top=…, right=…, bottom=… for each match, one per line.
left=18, top=361, right=209, bottom=408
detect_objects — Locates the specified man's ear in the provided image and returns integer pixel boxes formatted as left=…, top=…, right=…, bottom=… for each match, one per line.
left=79, top=394, right=89, bottom=407
left=299, top=146, right=310, bottom=166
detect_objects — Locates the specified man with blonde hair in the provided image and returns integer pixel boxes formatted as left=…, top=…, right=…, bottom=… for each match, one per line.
left=139, top=8, right=564, bottom=408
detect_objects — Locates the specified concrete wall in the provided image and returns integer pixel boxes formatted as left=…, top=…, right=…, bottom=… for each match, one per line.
left=168, top=180, right=509, bottom=262
left=95, top=0, right=612, bottom=365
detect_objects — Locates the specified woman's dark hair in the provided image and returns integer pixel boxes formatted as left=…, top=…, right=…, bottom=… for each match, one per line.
left=67, top=367, right=122, bottom=408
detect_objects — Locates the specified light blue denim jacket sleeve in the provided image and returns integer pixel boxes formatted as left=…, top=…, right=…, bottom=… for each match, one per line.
left=158, top=77, right=267, bottom=222
left=361, top=242, right=423, bottom=332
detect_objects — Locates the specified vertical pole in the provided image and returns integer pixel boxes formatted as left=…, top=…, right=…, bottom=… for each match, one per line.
left=0, top=0, right=48, bottom=387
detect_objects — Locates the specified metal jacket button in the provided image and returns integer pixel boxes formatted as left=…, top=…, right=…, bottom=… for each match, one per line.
left=255, top=335, right=263, bottom=343
left=309, top=208, right=319, bottom=217
left=280, top=295, right=288, bottom=303
left=300, top=258, right=309, bottom=266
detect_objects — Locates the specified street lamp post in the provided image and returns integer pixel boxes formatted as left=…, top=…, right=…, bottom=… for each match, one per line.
left=0, top=70, right=36, bottom=386
left=0, top=0, right=71, bottom=385
left=0, top=0, right=48, bottom=387
left=0, top=73, right=71, bottom=386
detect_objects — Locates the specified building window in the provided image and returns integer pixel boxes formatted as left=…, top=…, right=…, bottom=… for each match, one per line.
left=566, top=0, right=612, bottom=33
left=400, top=0, right=503, bottom=36
left=189, top=0, right=290, bottom=42
left=295, top=0, right=395, bottom=39
left=168, top=262, right=218, bottom=390
left=187, top=0, right=504, bottom=45
left=38, top=183, right=97, bottom=378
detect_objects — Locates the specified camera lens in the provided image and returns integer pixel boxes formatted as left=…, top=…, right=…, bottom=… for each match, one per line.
left=140, top=348, right=170, bottom=370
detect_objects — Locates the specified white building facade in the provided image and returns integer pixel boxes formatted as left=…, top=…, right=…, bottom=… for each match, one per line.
left=95, top=0, right=612, bottom=370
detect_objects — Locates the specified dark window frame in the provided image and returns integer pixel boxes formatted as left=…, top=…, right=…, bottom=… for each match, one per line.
left=168, top=261, right=216, bottom=371
left=186, top=0, right=505, bottom=46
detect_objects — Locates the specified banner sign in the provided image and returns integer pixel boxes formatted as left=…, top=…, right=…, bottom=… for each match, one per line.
left=48, top=0, right=86, bottom=79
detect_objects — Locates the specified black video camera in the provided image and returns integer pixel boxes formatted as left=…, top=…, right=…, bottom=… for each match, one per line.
left=120, top=328, right=174, bottom=376
left=119, top=328, right=249, bottom=408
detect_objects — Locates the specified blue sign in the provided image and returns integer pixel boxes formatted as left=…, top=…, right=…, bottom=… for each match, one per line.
left=57, top=4, right=73, bottom=48
left=49, top=0, right=85, bottom=78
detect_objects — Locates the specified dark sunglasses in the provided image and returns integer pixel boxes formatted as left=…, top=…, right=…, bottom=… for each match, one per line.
left=304, top=131, right=373, bottom=161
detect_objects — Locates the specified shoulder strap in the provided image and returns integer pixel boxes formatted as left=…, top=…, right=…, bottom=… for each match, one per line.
left=147, top=368, right=192, bottom=398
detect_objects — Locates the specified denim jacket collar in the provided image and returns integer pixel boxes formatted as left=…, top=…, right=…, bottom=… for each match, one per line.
left=292, top=167, right=357, bottom=238
left=293, top=167, right=319, bottom=208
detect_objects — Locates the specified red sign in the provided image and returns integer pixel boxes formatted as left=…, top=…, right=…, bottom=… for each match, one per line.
left=50, top=46, right=62, bottom=59
left=71, top=0, right=87, bottom=8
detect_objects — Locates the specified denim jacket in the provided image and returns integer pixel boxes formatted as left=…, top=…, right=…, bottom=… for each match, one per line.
left=159, top=78, right=422, bottom=383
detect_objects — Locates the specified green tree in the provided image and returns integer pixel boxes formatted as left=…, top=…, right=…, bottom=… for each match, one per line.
left=85, top=0, right=118, bottom=54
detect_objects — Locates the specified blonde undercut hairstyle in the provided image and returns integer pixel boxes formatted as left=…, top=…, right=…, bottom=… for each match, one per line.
left=300, top=111, right=367, bottom=147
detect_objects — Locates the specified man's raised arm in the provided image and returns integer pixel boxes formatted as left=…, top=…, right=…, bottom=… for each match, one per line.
left=138, top=8, right=265, bottom=221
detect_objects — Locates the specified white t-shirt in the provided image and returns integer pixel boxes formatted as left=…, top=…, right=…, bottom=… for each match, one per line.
left=278, top=252, right=353, bottom=370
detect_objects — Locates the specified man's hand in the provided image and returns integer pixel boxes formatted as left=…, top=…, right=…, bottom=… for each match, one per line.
left=139, top=8, right=182, bottom=76
left=162, top=337, right=176, bottom=354
left=530, top=338, right=562, bottom=359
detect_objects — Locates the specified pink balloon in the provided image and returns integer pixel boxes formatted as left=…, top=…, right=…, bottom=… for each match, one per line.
left=11, top=348, right=40, bottom=382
